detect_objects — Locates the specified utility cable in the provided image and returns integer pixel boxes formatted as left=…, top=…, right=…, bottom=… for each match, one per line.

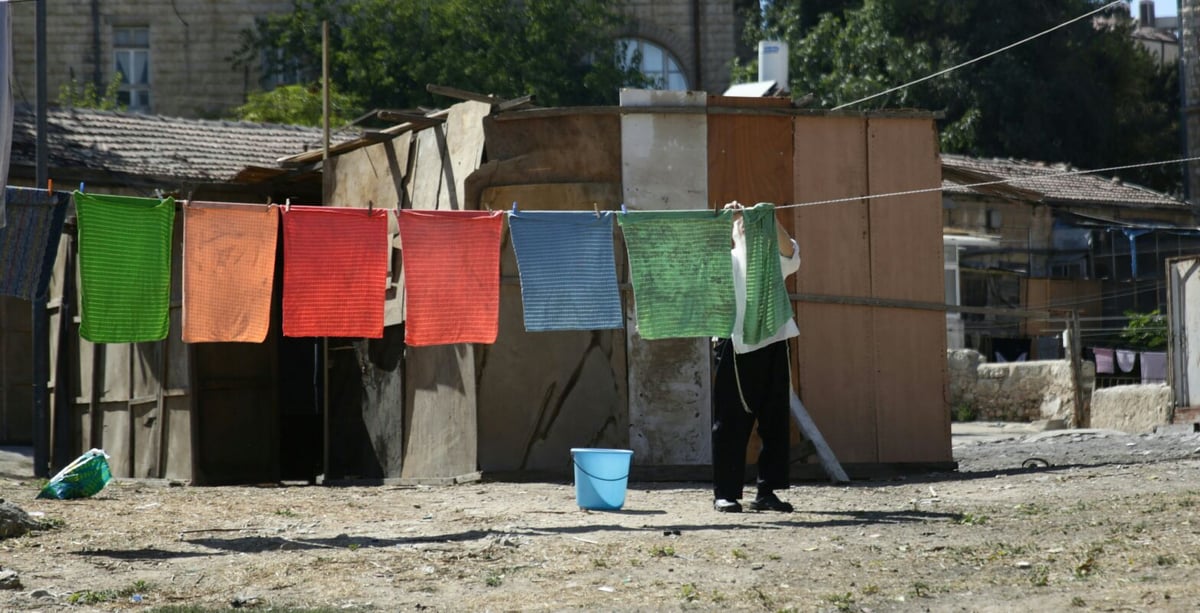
left=833, top=0, right=1125, bottom=110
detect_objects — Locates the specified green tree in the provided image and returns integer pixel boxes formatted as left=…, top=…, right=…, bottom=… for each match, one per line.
left=1120, top=309, right=1166, bottom=350
left=742, top=0, right=1180, bottom=193
left=232, top=0, right=646, bottom=117
left=57, top=73, right=123, bottom=111
left=232, top=84, right=360, bottom=126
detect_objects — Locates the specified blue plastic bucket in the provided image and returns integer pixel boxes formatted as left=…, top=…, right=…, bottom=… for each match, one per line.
left=570, top=448, right=633, bottom=510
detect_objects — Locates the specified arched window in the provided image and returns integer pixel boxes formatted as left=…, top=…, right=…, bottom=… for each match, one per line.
left=618, top=38, right=689, bottom=91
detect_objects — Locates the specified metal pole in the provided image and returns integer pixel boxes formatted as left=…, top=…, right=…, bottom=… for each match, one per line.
left=321, top=19, right=331, bottom=483
left=31, top=0, right=51, bottom=478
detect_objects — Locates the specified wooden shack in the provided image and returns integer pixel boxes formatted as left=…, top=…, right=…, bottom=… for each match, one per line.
left=41, top=91, right=949, bottom=484
left=321, top=91, right=951, bottom=481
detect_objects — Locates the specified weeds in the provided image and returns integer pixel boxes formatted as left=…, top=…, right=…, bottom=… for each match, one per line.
left=823, top=592, right=855, bottom=611
left=650, top=544, right=675, bottom=558
left=731, top=548, right=747, bottom=560
left=1030, top=565, right=1050, bottom=587
left=910, top=582, right=931, bottom=597
left=484, top=571, right=503, bottom=587
left=274, top=508, right=298, bottom=517
left=680, top=583, right=699, bottom=602
left=956, top=512, right=989, bottom=525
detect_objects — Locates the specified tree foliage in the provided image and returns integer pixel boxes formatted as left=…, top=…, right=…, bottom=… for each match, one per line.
left=232, top=84, right=360, bottom=127
left=743, top=0, right=1180, bottom=192
left=232, top=0, right=645, bottom=117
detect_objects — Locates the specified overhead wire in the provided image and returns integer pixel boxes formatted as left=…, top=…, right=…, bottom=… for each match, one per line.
left=832, top=0, right=1126, bottom=110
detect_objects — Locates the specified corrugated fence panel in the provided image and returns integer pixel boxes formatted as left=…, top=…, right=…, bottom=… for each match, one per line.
left=793, top=116, right=878, bottom=463
left=867, top=118, right=950, bottom=463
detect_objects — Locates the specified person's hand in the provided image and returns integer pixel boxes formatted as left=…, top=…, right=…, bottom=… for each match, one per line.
left=723, top=200, right=744, bottom=221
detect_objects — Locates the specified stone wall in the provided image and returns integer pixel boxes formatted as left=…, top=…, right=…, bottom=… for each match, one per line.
left=1090, top=384, right=1173, bottom=434
left=948, top=349, right=1094, bottom=423
left=618, top=0, right=737, bottom=94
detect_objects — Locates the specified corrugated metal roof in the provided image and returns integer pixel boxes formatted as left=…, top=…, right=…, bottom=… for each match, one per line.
left=941, top=153, right=1185, bottom=209
left=9, top=104, right=339, bottom=182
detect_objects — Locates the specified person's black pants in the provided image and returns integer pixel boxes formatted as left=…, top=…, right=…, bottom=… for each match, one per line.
left=711, top=337, right=791, bottom=501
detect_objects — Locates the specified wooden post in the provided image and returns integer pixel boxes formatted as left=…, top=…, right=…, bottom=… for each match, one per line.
left=1069, top=309, right=1086, bottom=428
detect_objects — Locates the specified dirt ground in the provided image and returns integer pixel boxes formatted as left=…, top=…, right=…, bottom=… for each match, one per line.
left=3, top=423, right=1200, bottom=612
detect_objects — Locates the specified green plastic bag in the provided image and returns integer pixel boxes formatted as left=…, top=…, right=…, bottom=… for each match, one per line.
left=36, top=449, right=112, bottom=500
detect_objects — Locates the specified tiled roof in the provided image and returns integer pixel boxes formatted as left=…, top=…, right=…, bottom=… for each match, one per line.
left=9, top=104, right=334, bottom=183
left=941, top=153, right=1185, bottom=209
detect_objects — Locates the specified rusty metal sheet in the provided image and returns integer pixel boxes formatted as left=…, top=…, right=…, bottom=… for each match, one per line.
left=867, top=118, right=950, bottom=463
left=403, top=344, right=477, bottom=479
left=481, top=114, right=622, bottom=183
left=620, top=89, right=711, bottom=466
left=793, top=115, right=878, bottom=463
left=476, top=184, right=627, bottom=474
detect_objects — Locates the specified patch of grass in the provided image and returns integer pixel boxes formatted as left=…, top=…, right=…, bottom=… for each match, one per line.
left=274, top=508, right=298, bottom=517
left=650, top=544, right=676, bottom=558
left=1015, top=503, right=1048, bottom=515
left=1155, top=554, right=1177, bottom=567
left=1070, top=596, right=1086, bottom=607
left=484, top=571, right=504, bottom=587
left=38, top=516, right=66, bottom=529
left=591, top=557, right=609, bottom=568
left=860, top=584, right=880, bottom=596
left=823, top=592, right=855, bottom=611
left=956, top=512, right=989, bottom=525
left=680, top=583, right=699, bottom=602
left=347, top=542, right=360, bottom=551
left=768, top=553, right=781, bottom=561
left=952, top=403, right=976, bottom=422
left=1030, top=565, right=1050, bottom=587
left=731, top=548, right=747, bottom=560
left=68, top=590, right=118, bottom=605
left=910, top=581, right=931, bottom=598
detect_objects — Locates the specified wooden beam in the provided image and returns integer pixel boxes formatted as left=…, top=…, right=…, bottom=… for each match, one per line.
left=496, top=94, right=535, bottom=112
left=789, top=391, right=850, bottom=483
left=376, top=110, right=446, bottom=125
left=278, top=108, right=452, bottom=166
left=426, top=84, right=505, bottom=105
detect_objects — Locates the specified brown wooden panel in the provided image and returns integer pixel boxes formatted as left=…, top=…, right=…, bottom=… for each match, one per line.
left=793, top=116, right=877, bottom=463
left=867, top=118, right=950, bottom=463
left=193, top=340, right=278, bottom=484
left=476, top=184, right=627, bottom=474
left=707, top=105, right=794, bottom=209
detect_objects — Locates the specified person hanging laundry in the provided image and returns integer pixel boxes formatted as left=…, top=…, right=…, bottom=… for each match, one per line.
left=74, top=191, right=175, bottom=343
left=281, top=205, right=389, bottom=339
left=508, top=210, right=623, bottom=332
left=711, top=202, right=800, bottom=514
left=0, top=187, right=69, bottom=301
left=617, top=208, right=736, bottom=339
left=396, top=209, right=504, bottom=346
left=182, top=202, right=279, bottom=343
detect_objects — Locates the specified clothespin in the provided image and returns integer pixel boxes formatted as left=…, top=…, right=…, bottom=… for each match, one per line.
left=368, top=200, right=374, bottom=216
left=620, top=204, right=627, bottom=214
left=286, top=197, right=291, bottom=212
left=185, top=190, right=194, bottom=206
left=592, top=202, right=600, bottom=218
left=78, top=182, right=85, bottom=193
left=47, top=179, right=53, bottom=193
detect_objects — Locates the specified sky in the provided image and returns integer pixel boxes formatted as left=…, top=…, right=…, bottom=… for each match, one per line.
left=1135, top=0, right=1176, bottom=18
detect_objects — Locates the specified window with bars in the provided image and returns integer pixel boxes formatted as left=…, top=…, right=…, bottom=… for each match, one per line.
left=114, top=27, right=150, bottom=112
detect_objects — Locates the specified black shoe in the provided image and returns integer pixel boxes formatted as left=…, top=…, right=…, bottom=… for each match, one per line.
left=714, top=498, right=742, bottom=513
left=748, top=492, right=793, bottom=513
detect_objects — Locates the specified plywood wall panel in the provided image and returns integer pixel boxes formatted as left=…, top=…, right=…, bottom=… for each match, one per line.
left=866, top=118, right=950, bottom=463
left=476, top=184, right=627, bottom=474
left=792, top=116, right=878, bottom=463
left=707, top=105, right=793, bottom=208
